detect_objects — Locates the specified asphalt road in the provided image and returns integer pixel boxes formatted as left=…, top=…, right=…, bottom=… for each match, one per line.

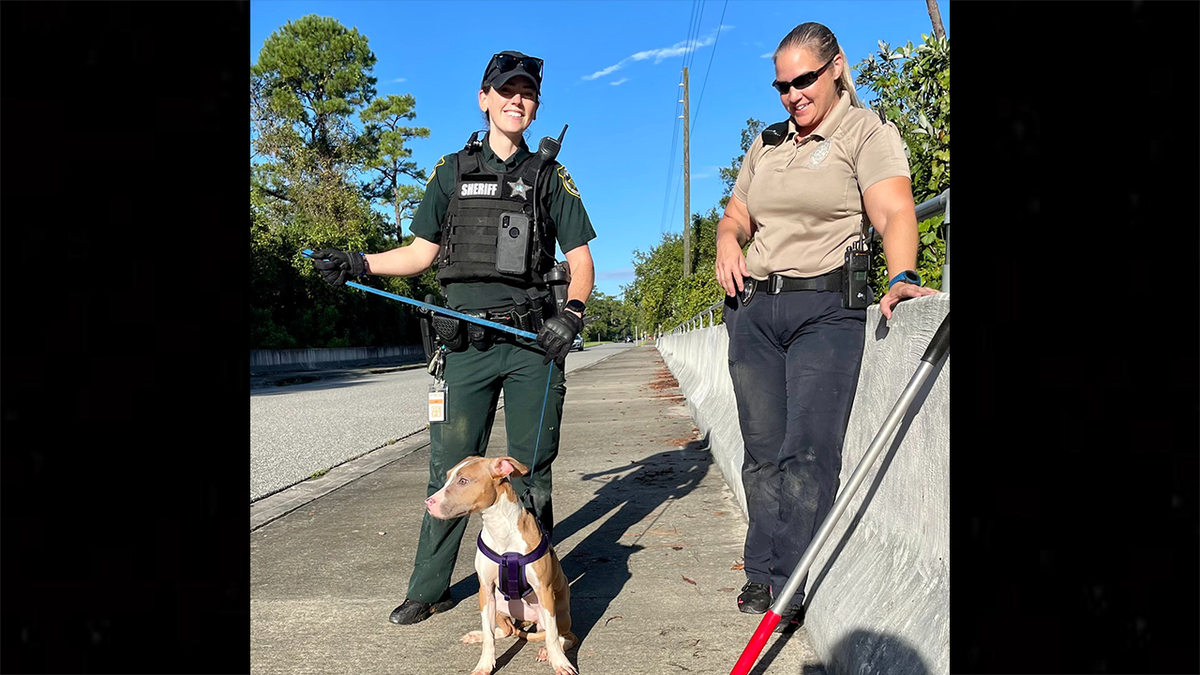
left=250, top=342, right=637, bottom=502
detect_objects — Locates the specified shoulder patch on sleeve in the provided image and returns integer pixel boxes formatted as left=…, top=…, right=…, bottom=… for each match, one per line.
left=426, top=155, right=448, bottom=186
left=557, top=165, right=580, bottom=198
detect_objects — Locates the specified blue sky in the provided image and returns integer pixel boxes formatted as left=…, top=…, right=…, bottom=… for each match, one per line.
left=251, top=0, right=948, bottom=298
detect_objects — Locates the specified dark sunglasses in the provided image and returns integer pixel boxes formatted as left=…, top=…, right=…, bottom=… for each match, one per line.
left=771, top=54, right=837, bottom=95
left=490, top=53, right=543, bottom=81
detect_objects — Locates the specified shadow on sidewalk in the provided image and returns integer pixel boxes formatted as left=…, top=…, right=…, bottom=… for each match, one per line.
left=554, top=438, right=712, bottom=645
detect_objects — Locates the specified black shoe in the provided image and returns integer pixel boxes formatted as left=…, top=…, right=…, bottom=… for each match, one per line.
left=737, top=581, right=772, bottom=614
left=774, top=604, right=805, bottom=633
left=388, top=594, right=454, bottom=625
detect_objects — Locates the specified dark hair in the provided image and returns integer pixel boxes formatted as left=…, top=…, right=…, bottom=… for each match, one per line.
left=773, top=22, right=863, bottom=108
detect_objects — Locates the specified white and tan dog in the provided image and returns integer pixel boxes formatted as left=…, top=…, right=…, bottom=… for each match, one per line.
left=425, top=456, right=577, bottom=675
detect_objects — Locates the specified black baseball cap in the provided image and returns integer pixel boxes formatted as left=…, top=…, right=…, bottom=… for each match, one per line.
left=481, top=51, right=544, bottom=95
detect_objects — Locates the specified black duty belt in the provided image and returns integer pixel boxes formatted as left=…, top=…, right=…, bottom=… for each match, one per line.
left=747, top=268, right=843, bottom=294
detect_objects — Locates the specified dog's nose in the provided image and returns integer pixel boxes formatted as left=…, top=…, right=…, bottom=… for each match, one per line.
left=425, top=496, right=437, bottom=509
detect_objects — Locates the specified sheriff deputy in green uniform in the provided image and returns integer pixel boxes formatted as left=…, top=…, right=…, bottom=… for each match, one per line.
left=311, top=50, right=596, bottom=626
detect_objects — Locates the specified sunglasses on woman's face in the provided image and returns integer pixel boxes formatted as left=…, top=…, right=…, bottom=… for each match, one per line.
left=771, top=54, right=837, bottom=95
left=491, top=53, right=543, bottom=80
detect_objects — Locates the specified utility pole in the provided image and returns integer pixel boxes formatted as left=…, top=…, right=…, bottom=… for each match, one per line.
left=925, top=0, right=946, bottom=39
left=680, top=67, right=691, bottom=277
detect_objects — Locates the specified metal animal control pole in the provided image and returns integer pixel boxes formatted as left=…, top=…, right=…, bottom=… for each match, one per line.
left=300, top=249, right=537, bottom=341
left=729, top=312, right=950, bottom=675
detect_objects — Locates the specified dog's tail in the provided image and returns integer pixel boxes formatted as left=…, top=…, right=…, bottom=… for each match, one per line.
left=498, top=615, right=547, bottom=642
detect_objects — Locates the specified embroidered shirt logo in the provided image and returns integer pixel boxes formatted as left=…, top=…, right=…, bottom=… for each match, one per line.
left=807, top=139, right=832, bottom=169
left=557, top=166, right=580, bottom=198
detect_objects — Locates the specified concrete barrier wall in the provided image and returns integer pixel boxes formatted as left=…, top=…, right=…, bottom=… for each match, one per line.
left=249, top=345, right=425, bottom=373
left=657, top=294, right=949, bottom=675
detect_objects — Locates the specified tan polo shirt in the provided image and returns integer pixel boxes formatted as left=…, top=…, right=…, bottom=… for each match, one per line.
left=733, top=91, right=910, bottom=279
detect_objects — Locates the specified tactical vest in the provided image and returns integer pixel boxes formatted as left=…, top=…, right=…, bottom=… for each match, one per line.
left=436, top=140, right=557, bottom=288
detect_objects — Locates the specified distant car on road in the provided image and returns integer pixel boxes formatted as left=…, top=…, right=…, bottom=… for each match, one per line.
left=573, top=334, right=584, bottom=351
left=624, top=335, right=633, bottom=343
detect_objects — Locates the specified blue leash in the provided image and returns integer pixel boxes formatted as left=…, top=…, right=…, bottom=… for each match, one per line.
left=525, top=363, right=554, bottom=508
left=303, top=248, right=556, bottom=516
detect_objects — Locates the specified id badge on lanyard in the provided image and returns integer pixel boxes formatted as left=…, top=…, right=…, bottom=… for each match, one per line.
left=429, top=382, right=447, bottom=423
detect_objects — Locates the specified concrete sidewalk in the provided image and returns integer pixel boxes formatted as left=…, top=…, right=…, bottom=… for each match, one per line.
left=250, top=346, right=827, bottom=675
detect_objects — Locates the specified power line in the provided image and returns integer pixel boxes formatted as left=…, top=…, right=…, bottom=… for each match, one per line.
left=687, top=0, right=706, bottom=71
left=689, top=0, right=729, bottom=135
left=659, top=5, right=696, bottom=236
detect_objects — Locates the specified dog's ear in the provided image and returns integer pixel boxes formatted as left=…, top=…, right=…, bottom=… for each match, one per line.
left=491, top=457, right=530, bottom=478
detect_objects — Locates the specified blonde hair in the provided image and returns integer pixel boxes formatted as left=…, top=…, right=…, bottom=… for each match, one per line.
left=774, top=22, right=864, bottom=109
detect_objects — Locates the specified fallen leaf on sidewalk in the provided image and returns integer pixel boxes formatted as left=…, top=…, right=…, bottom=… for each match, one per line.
left=718, top=587, right=736, bottom=592
left=682, top=576, right=697, bottom=585
left=714, top=511, right=727, bottom=516
left=672, top=546, right=683, bottom=551
left=377, top=532, right=386, bottom=536
left=731, top=563, right=745, bottom=570
left=604, top=615, right=622, bottom=626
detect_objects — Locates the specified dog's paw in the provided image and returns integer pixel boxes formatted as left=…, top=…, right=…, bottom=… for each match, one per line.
left=461, top=631, right=484, bottom=644
left=538, top=647, right=577, bottom=674
left=469, top=663, right=494, bottom=675
left=551, top=659, right=578, bottom=675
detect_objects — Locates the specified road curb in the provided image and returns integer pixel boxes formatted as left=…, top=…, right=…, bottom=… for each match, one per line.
left=250, top=431, right=430, bottom=531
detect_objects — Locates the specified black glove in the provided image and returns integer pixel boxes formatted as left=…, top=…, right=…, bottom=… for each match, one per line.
left=536, top=311, right=583, bottom=370
left=311, top=248, right=365, bottom=287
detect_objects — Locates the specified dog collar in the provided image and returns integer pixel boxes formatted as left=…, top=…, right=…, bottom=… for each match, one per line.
left=476, top=520, right=551, bottom=601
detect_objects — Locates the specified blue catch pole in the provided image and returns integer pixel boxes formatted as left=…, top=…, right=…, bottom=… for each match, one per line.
left=302, top=249, right=538, bottom=341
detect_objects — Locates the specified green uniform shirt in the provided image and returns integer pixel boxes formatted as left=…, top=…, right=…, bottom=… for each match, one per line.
left=411, top=133, right=596, bottom=312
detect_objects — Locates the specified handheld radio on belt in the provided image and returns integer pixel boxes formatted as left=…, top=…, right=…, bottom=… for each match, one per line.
left=842, top=231, right=874, bottom=309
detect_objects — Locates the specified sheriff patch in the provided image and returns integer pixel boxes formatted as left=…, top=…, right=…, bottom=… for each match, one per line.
left=460, top=181, right=499, bottom=198
left=426, top=156, right=447, bottom=186
left=557, top=166, right=580, bottom=198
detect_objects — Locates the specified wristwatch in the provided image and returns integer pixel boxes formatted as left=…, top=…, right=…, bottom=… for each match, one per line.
left=888, top=270, right=922, bottom=290
left=565, top=299, right=586, bottom=316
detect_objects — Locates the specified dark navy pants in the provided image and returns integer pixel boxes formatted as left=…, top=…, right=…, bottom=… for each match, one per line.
left=724, top=288, right=865, bottom=603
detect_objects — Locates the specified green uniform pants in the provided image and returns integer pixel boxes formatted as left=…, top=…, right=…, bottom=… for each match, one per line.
left=405, top=339, right=566, bottom=603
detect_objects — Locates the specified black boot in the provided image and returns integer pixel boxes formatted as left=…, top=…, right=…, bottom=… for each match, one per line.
left=388, top=593, right=453, bottom=625
left=737, top=581, right=772, bottom=614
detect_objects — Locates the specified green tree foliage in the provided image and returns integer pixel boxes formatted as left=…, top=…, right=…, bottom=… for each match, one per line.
left=622, top=208, right=726, bottom=334
left=360, top=94, right=431, bottom=238
left=854, top=34, right=950, bottom=293
left=579, top=291, right=636, bottom=343
left=718, top=118, right=765, bottom=209
left=250, top=15, right=436, bottom=349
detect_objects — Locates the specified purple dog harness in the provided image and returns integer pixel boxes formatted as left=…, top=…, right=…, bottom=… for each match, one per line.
left=477, top=521, right=551, bottom=601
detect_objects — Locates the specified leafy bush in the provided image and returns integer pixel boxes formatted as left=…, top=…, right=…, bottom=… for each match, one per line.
left=855, top=34, right=950, bottom=294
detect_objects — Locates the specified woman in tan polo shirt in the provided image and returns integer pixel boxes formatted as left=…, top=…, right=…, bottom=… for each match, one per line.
left=713, top=21, right=937, bottom=633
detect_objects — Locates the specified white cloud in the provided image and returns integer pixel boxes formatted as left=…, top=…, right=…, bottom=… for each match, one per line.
left=631, top=35, right=715, bottom=64
left=610, top=78, right=629, bottom=86
left=584, top=26, right=733, bottom=80
left=391, top=77, right=407, bottom=83
left=584, top=62, right=626, bottom=81
left=760, top=52, right=774, bottom=59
